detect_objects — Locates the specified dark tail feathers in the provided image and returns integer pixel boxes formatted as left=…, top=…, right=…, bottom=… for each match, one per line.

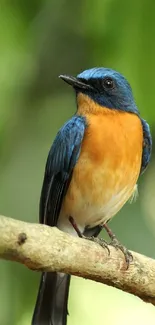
left=32, top=272, right=70, bottom=325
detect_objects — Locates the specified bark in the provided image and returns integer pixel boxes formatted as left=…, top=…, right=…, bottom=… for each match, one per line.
left=0, top=215, right=155, bottom=305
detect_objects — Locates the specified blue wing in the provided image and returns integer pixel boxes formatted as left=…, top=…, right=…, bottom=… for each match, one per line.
left=140, top=118, right=152, bottom=175
left=39, top=115, right=87, bottom=226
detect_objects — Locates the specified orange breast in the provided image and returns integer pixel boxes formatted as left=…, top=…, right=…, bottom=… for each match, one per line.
left=59, top=99, right=143, bottom=232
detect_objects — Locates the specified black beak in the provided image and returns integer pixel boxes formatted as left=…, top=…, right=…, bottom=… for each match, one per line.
left=59, top=74, right=94, bottom=91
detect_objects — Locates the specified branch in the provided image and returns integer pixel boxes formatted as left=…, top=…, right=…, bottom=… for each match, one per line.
left=0, top=215, right=155, bottom=305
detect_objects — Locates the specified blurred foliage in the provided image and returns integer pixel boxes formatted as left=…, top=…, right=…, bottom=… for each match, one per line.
left=0, top=0, right=155, bottom=324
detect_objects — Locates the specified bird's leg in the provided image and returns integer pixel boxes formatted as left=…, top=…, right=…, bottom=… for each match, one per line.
left=103, top=223, right=133, bottom=268
left=69, top=216, right=110, bottom=254
left=68, top=216, right=83, bottom=238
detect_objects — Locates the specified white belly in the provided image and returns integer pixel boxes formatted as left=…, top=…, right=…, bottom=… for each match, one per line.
left=57, top=184, right=137, bottom=236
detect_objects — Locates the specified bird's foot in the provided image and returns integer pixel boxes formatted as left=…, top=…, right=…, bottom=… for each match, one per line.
left=69, top=216, right=132, bottom=266
left=103, top=223, right=133, bottom=269
left=110, top=236, right=132, bottom=268
left=82, top=235, right=110, bottom=255
left=69, top=216, right=110, bottom=254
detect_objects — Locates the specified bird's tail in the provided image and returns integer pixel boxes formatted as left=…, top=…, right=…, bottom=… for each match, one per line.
left=32, top=272, right=70, bottom=325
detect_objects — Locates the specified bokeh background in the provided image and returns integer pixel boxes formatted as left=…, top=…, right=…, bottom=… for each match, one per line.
left=0, top=0, right=155, bottom=324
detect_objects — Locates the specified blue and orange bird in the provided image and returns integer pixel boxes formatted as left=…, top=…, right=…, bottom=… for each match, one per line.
left=32, top=68, right=152, bottom=325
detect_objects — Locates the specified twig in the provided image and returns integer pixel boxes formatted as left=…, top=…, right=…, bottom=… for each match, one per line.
left=0, top=215, right=155, bottom=305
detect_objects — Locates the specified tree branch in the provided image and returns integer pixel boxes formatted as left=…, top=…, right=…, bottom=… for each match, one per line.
left=0, top=215, right=155, bottom=305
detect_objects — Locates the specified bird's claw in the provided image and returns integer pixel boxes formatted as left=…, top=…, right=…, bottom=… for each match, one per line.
left=82, top=235, right=110, bottom=255
left=109, top=236, right=133, bottom=269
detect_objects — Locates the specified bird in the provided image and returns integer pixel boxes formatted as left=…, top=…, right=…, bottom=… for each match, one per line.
left=32, top=67, right=152, bottom=325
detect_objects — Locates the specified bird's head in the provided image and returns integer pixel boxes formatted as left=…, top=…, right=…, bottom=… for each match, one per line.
left=59, top=67, right=139, bottom=115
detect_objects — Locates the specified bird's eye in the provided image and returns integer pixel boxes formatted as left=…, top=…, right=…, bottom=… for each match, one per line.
left=103, top=77, right=115, bottom=89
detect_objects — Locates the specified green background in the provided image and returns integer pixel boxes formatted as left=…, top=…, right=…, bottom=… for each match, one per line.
left=0, top=0, right=155, bottom=324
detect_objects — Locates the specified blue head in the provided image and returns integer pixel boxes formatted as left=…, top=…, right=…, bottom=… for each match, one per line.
left=59, top=67, right=139, bottom=114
